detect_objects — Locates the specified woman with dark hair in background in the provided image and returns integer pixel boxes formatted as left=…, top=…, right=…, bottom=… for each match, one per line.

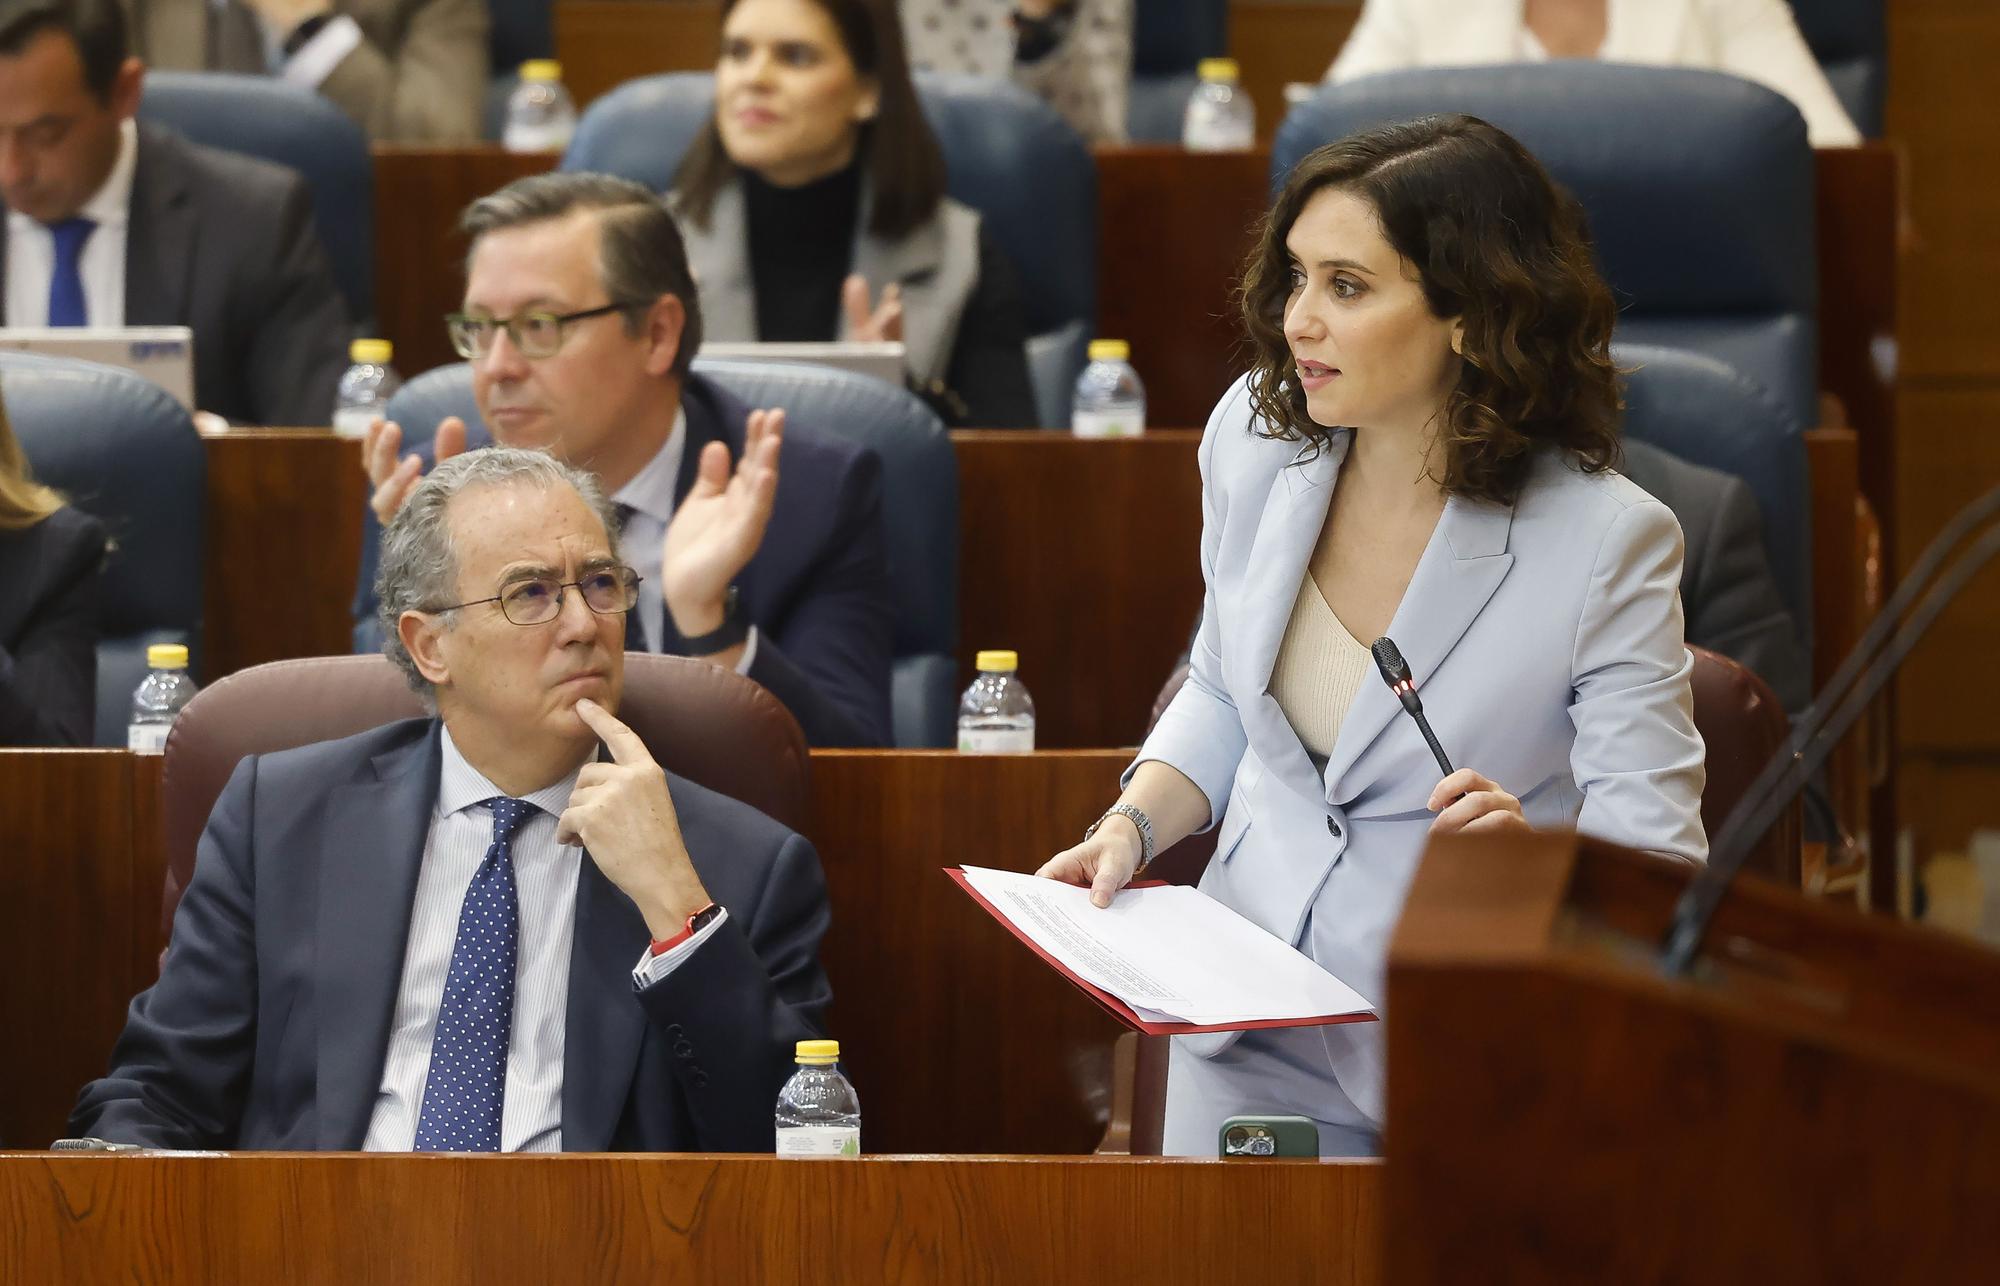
left=0, top=397, right=106, bottom=746
left=673, top=0, right=1038, bottom=428
left=1039, top=115, right=1706, bottom=1156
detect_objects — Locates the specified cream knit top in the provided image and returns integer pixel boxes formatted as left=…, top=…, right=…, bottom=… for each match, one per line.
left=1271, top=573, right=1375, bottom=761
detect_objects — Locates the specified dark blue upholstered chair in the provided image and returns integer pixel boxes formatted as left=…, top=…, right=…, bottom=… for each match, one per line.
left=377, top=359, right=961, bottom=747
left=137, top=71, right=375, bottom=326
left=1614, top=342, right=1811, bottom=648
left=1789, top=0, right=1886, bottom=138
left=4, top=352, right=206, bottom=746
left=1128, top=0, right=1230, bottom=142
left=562, top=70, right=1096, bottom=425
left=1273, top=64, right=1820, bottom=438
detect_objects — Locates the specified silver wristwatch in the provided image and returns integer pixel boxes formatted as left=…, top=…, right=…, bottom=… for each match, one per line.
left=1085, top=803, right=1156, bottom=874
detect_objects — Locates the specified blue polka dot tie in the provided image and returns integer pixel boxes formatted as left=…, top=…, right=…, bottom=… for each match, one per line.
left=45, top=216, right=95, bottom=327
left=413, top=797, right=534, bottom=1152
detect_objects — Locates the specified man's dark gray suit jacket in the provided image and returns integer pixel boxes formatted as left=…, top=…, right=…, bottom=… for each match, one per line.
left=71, top=718, right=833, bottom=1151
left=0, top=123, right=350, bottom=426
left=1620, top=439, right=1811, bottom=717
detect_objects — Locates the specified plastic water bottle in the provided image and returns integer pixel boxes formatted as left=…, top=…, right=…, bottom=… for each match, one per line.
left=503, top=60, right=578, bottom=153
left=333, top=339, right=399, bottom=439
left=957, top=650, right=1036, bottom=753
left=1071, top=340, right=1146, bottom=439
left=775, top=1039, right=861, bottom=1158
left=128, top=644, right=198, bottom=753
left=1182, top=57, right=1255, bottom=151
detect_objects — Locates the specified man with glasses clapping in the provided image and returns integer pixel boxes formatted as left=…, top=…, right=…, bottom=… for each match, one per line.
left=355, top=172, right=895, bottom=748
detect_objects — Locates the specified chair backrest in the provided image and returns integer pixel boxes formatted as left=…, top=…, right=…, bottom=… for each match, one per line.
left=3, top=351, right=204, bottom=746
left=1687, top=645, right=1800, bottom=885
left=158, top=653, right=809, bottom=936
left=380, top=358, right=962, bottom=746
left=1274, top=64, right=1819, bottom=437
left=137, top=71, right=374, bottom=325
left=562, top=70, right=1096, bottom=341
left=1787, top=0, right=1886, bottom=137
left=1613, top=342, right=1811, bottom=645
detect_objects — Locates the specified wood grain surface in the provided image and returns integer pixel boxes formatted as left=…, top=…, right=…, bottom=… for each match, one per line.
left=0, top=752, right=162, bottom=1149
left=0, top=1152, right=1382, bottom=1285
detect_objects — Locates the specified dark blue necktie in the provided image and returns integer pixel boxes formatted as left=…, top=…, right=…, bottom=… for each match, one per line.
left=413, top=797, right=535, bottom=1152
left=612, top=503, right=647, bottom=652
left=45, top=216, right=96, bottom=327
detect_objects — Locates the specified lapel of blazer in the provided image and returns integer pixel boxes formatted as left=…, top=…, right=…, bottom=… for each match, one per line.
left=315, top=723, right=441, bottom=1149
left=1231, top=435, right=1344, bottom=800
left=125, top=126, right=198, bottom=326
left=1320, top=490, right=1516, bottom=800
left=559, top=855, right=650, bottom=1151
left=846, top=185, right=949, bottom=381
left=679, top=182, right=758, bottom=341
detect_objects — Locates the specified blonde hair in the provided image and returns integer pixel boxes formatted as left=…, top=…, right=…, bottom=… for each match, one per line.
left=0, top=398, right=64, bottom=530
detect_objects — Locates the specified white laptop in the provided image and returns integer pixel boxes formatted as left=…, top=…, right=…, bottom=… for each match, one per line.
left=697, top=340, right=906, bottom=388
left=0, top=326, right=196, bottom=410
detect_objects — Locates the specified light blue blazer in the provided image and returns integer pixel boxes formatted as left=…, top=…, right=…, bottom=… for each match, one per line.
left=1135, top=376, right=1707, bottom=1124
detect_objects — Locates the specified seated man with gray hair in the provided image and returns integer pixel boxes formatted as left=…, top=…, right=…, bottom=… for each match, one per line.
left=74, top=447, right=833, bottom=1152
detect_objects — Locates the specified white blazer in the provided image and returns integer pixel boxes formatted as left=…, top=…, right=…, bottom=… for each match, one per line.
left=1135, top=376, right=1706, bottom=1121
left=1325, top=0, right=1862, bottom=147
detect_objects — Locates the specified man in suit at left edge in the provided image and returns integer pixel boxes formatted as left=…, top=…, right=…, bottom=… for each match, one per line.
left=72, top=447, right=833, bottom=1151
left=0, top=0, right=350, bottom=426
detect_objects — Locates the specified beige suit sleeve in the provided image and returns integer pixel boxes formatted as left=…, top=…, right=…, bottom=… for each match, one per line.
left=317, top=0, right=490, bottom=143
left=1325, top=0, right=1424, bottom=83
left=1703, top=0, right=1862, bottom=146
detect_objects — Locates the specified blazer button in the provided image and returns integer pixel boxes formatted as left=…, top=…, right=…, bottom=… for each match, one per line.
left=666, top=1023, right=685, bottom=1038
left=691, top=1068, right=710, bottom=1088
left=673, top=1039, right=695, bottom=1059
left=1326, top=816, right=1343, bottom=839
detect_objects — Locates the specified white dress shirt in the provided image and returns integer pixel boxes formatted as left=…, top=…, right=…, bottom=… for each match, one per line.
left=4, top=119, right=137, bottom=328
left=612, top=408, right=760, bottom=671
left=362, top=725, right=726, bottom=1153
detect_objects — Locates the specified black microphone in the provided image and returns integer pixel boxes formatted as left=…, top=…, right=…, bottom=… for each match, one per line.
left=1371, top=636, right=1455, bottom=777
left=1660, top=480, right=2000, bottom=976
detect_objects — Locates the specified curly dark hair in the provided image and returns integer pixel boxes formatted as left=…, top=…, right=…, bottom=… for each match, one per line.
left=1241, top=114, right=1621, bottom=505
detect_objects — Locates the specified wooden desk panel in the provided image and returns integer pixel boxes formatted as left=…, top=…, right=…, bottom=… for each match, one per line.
left=557, top=0, right=722, bottom=109
left=809, top=751, right=1130, bottom=1155
left=954, top=431, right=1203, bottom=749
left=7, top=749, right=1144, bottom=1154
left=0, top=752, right=163, bottom=1150
left=0, top=1153, right=1382, bottom=1284
left=200, top=431, right=1203, bottom=749
left=372, top=147, right=560, bottom=377
left=200, top=430, right=367, bottom=683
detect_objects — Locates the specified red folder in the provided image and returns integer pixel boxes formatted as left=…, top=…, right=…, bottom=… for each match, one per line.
left=946, top=867, right=1378, bottom=1037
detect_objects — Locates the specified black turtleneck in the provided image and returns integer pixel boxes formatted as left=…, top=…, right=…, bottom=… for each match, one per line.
left=742, top=161, right=862, bottom=343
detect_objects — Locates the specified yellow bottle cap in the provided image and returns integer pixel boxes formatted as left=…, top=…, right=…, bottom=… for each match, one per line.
left=520, top=59, right=562, bottom=82
left=349, top=338, right=393, bottom=364
left=795, top=1039, right=840, bottom=1063
left=1198, top=58, right=1240, bottom=82
left=147, top=644, right=189, bottom=668
left=1087, top=339, right=1130, bottom=362
left=975, top=650, right=1019, bottom=672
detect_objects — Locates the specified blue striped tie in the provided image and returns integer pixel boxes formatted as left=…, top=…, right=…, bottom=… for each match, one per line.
left=46, top=216, right=95, bottom=327
left=413, top=797, right=534, bottom=1152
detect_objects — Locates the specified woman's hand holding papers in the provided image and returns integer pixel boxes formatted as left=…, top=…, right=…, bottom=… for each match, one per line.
left=1037, top=816, right=1144, bottom=910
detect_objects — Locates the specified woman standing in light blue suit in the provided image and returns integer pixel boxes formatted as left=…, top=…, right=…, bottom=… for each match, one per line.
left=1039, top=115, right=1707, bottom=1157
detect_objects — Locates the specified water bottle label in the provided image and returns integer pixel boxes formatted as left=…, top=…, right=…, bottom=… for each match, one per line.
left=503, top=121, right=577, bottom=153
left=958, top=727, right=1034, bottom=754
left=331, top=407, right=378, bottom=440
left=775, top=1124, right=860, bottom=1158
left=1072, top=408, right=1143, bottom=439
left=128, top=723, right=169, bottom=754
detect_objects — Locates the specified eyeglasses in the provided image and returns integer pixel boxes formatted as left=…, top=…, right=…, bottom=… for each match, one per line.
left=444, top=303, right=631, bottom=360
left=431, top=565, right=644, bottom=626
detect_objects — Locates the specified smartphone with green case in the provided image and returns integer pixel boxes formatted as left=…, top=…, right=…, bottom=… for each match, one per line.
left=1218, top=1115, right=1320, bottom=1158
